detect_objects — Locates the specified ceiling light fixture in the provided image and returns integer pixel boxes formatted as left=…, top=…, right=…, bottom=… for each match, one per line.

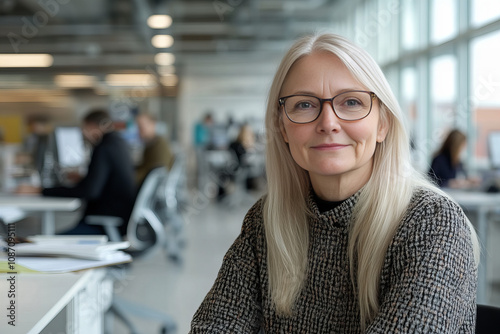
left=55, top=74, right=96, bottom=88
left=0, top=54, right=53, bottom=67
left=154, top=53, right=175, bottom=66
left=152, top=35, right=174, bottom=48
left=147, top=15, right=172, bottom=29
left=160, top=74, right=178, bottom=87
left=105, top=74, right=156, bottom=87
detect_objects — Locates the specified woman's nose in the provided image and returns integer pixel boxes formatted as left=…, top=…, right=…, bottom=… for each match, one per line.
left=315, top=101, right=341, bottom=133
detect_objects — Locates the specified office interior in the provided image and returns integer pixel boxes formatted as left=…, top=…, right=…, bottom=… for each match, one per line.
left=1, top=0, right=500, bottom=333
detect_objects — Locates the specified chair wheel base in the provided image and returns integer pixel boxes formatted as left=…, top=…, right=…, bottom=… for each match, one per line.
left=161, top=323, right=176, bottom=334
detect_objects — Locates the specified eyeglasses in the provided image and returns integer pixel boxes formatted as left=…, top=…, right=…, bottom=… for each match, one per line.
left=278, top=90, right=376, bottom=124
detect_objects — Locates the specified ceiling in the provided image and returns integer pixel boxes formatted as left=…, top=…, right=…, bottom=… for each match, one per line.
left=0, top=0, right=346, bottom=121
left=0, top=0, right=342, bottom=76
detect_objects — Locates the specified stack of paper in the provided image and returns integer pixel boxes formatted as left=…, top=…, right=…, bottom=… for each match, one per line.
left=0, top=207, right=25, bottom=224
left=16, top=236, right=130, bottom=261
left=0, top=235, right=132, bottom=273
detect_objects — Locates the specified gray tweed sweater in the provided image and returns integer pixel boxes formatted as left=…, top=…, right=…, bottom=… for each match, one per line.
left=190, top=188, right=477, bottom=333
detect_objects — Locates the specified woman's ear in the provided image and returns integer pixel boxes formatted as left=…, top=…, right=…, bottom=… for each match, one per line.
left=279, top=117, right=289, bottom=143
left=376, top=119, right=389, bottom=143
left=376, top=106, right=390, bottom=143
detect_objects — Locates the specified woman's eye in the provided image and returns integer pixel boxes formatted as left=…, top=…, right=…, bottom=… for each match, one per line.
left=345, top=99, right=361, bottom=107
left=296, top=101, right=315, bottom=109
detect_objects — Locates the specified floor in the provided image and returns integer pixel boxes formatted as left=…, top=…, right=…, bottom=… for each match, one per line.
left=111, top=192, right=259, bottom=334
left=11, top=190, right=500, bottom=333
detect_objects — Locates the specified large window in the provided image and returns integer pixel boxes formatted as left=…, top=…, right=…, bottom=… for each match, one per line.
left=430, top=54, right=457, bottom=152
left=471, top=0, right=500, bottom=27
left=401, top=0, right=421, bottom=50
left=430, top=0, right=458, bottom=44
left=401, top=66, right=422, bottom=164
left=470, top=30, right=500, bottom=167
left=331, top=0, right=500, bottom=172
left=376, top=0, right=399, bottom=63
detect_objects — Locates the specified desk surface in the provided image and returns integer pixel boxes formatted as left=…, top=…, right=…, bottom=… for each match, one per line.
left=445, top=188, right=500, bottom=304
left=445, top=188, right=500, bottom=208
left=0, top=194, right=81, bottom=211
left=0, top=270, right=101, bottom=334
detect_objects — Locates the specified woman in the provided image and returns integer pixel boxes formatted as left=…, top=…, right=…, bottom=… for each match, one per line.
left=229, top=124, right=256, bottom=164
left=428, top=129, right=471, bottom=188
left=190, top=34, right=479, bottom=333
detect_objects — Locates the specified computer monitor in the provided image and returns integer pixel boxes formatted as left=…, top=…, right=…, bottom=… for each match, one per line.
left=54, top=127, right=86, bottom=168
left=488, top=131, right=500, bottom=169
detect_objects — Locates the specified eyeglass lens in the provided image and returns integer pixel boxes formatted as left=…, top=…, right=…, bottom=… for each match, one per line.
left=283, top=91, right=373, bottom=123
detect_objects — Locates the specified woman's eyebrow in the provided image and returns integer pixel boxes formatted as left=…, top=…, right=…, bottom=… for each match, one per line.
left=285, top=88, right=367, bottom=96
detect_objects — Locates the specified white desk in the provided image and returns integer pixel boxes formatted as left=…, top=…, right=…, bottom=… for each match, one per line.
left=0, top=194, right=81, bottom=235
left=445, top=189, right=500, bottom=304
left=0, top=269, right=112, bottom=334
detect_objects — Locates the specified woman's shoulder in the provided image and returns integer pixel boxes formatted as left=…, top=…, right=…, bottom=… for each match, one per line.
left=411, top=186, right=461, bottom=209
left=241, top=196, right=265, bottom=234
left=403, top=187, right=467, bottom=232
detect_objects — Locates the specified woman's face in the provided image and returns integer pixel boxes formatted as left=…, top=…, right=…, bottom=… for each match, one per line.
left=279, top=52, right=388, bottom=192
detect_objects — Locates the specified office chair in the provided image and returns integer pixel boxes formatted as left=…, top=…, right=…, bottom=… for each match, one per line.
left=476, top=304, right=500, bottom=334
left=155, top=153, right=187, bottom=261
left=218, top=150, right=253, bottom=208
left=86, top=167, right=176, bottom=334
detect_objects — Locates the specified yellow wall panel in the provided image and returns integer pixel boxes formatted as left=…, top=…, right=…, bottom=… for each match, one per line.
left=0, top=115, right=24, bottom=144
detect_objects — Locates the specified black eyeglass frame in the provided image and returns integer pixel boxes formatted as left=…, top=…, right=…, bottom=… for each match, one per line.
left=278, top=90, right=377, bottom=124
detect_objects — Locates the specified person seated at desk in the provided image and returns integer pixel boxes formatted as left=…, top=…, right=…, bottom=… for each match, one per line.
left=190, top=34, right=479, bottom=333
left=229, top=124, right=259, bottom=190
left=428, top=129, right=480, bottom=188
left=17, top=109, right=136, bottom=236
left=216, top=124, right=256, bottom=199
left=135, top=112, right=174, bottom=186
left=24, top=115, right=54, bottom=178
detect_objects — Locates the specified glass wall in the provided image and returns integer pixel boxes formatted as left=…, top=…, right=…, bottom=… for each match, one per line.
left=430, top=0, right=458, bottom=44
left=471, top=0, right=500, bottom=27
left=330, top=0, right=500, bottom=172
left=470, top=30, right=500, bottom=167
left=430, top=54, right=457, bottom=151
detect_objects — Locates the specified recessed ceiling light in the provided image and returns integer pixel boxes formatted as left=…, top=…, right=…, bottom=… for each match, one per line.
left=0, top=54, right=53, bottom=67
left=147, top=15, right=172, bottom=29
left=55, top=74, right=96, bottom=88
left=152, top=35, right=174, bottom=48
left=105, top=74, right=156, bottom=87
left=154, top=53, right=175, bottom=66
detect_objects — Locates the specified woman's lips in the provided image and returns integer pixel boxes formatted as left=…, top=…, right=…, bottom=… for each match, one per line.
left=311, top=143, right=348, bottom=150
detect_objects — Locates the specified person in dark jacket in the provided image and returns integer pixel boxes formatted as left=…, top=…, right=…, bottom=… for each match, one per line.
left=428, top=129, right=480, bottom=188
left=135, top=112, right=174, bottom=186
left=42, top=109, right=136, bottom=236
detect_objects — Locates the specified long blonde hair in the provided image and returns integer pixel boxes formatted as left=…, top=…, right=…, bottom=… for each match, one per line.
left=263, top=33, right=480, bottom=330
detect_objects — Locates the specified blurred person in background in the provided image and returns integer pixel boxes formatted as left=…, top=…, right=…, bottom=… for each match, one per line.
left=18, top=109, right=136, bottom=236
left=229, top=124, right=258, bottom=190
left=217, top=124, right=256, bottom=200
left=24, top=115, right=54, bottom=177
left=428, top=129, right=480, bottom=188
left=194, top=112, right=214, bottom=148
left=229, top=124, right=255, bottom=164
left=191, top=33, right=479, bottom=333
left=135, top=112, right=174, bottom=186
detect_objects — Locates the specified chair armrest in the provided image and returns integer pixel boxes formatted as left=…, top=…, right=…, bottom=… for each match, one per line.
left=85, top=215, right=124, bottom=242
left=86, top=215, right=123, bottom=227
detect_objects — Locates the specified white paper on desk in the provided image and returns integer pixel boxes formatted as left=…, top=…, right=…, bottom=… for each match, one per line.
left=0, top=207, right=25, bottom=224
left=14, top=241, right=130, bottom=260
left=12, top=252, right=132, bottom=273
left=27, top=235, right=108, bottom=244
